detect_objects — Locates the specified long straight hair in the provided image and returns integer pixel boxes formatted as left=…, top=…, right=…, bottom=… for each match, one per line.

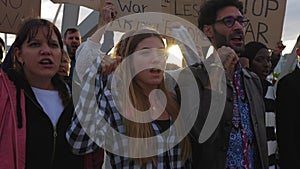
left=112, top=28, right=191, bottom=166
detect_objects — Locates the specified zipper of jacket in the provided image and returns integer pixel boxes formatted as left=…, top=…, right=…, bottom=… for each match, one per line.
left=24, top=91, right=58, bottom=167
left=50, top=125, right=57, bottom=167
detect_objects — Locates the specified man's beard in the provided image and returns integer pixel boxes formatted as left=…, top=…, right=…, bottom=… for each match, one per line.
left=213, top=27, right=245, bottom=55
left=66, top=45, right=75, bottom=59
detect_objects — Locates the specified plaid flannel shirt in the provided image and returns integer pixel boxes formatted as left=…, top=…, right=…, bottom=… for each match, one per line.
left=66, top=40, right=190, bottom=168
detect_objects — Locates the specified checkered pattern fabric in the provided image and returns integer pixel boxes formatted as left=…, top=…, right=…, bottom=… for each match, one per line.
left=66, top=55, right=189, bottom=168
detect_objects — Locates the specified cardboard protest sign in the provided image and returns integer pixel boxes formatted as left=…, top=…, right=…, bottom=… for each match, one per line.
left=161, top=0, right=287, bottom=50
left=161, top=0, right=201, bottom=30
left=97, top=0, right=162, bottom=26
left=160, top=0, right=209, bottom=48
left=51, top=0, right=101, bottom=11
left=52, top=0, right=286, bottom=49
left=105, top=12, right=209, bottom=46
left=0, top=0, right=41, bottom=34
left=243, top=0, right=287, bottom=50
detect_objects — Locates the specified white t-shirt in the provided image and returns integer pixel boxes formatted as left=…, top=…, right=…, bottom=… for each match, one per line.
left=32, top=87, right=64, bottom=125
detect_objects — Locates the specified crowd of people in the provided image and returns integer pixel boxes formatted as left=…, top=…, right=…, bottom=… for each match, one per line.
left=0, top=0, right=298, bottom=169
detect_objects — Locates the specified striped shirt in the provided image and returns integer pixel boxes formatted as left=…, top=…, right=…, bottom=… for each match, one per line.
left=263, top=80, right=278, bottom=168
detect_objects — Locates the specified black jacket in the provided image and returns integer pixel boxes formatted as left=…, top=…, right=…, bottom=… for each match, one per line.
left=175, top=63, right=268, bottom=169
left=7, top=70, right=83, bottom=169
left=276, top=65, right=300, bottom=169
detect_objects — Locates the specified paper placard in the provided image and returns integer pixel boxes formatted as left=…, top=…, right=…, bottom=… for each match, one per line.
left=50, top=0, right=286, bottom=49
left=51, top=0, right=101, bottom=10
left=0, top=0, right=41, bottom=34
left=243, top=0, right=287, bottom=50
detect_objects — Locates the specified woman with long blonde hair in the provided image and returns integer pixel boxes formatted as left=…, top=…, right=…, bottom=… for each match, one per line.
left=67, top=27, right=191, bottom=168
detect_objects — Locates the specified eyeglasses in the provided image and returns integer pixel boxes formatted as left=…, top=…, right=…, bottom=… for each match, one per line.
left=215, top=16, right=249, bottom=28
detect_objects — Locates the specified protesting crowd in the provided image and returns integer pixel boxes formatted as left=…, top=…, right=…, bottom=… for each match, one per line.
left=0, top=0, right=298, bottom=169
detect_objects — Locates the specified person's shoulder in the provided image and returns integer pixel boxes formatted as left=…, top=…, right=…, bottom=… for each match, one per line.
left=277, top=73, right=296, bottom=88
left=6, top=69, right=26, bottom=86
left=242, top=68, right=264, bottom=93
left=242, top=67, right=260, bottom=80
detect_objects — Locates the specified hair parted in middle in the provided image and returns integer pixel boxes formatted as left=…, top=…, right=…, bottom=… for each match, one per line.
left=110, top=28, right=191, bottom=166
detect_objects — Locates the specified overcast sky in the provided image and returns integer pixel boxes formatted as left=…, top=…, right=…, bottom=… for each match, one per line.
left=281, top=0, right=299, bottom=41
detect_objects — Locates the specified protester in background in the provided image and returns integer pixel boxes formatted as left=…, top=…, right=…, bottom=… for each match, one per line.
left=191, top=0, right=268, bottom=168
left=58, top=50, right=71, bottom=77
left=0, top=18, right=83, bottom=169
left=239, top=41, right=285, bottom=71
left=241, top=42, right=272, bottom=80
left=242, top=41, right=279, bottom=169
left=275, top=43, right=300, bottom=169
left=57, top=50, right=72, bottom=89
left=63, top=27, right=82, bottom=78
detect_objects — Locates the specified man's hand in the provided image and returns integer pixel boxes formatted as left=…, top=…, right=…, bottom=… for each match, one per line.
left=217, top=46, right=239, bottom=76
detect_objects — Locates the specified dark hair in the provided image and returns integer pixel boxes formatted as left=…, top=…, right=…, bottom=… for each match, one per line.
left=13, top=18, right=70, bottom=106
left=198, top=0, right=244, bottom=31
left=64, top=28, right=80, bottom=39
left=241, top=41, right=268, bottom=67
left=13, top=18, right=63, bottom=70
left=14, top=18, right=63, bottom=50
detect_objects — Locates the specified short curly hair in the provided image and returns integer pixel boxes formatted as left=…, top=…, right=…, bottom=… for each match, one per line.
left=198, top=0, right=244, bottom=31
